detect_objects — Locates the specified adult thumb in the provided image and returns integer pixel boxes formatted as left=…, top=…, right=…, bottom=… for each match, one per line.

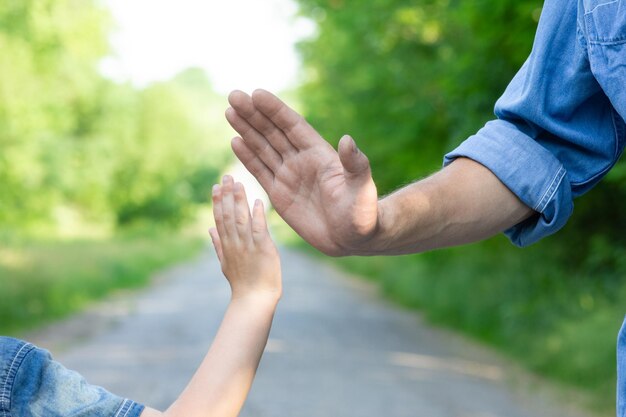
left=338, top=135, right=371, bottom=179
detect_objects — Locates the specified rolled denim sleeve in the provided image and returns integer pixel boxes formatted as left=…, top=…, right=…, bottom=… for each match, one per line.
left=444, top=0, right=626, bottom=247
left=444, top=120, right=571, bottom=246
left=1, top=337, right=145, bottom=417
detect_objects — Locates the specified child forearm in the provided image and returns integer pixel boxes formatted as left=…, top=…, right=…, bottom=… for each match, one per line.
left=164, top=294, right=278, bottom=417
left=140, top=177, right=282, bottom=417
left=140, top=296, right=278, bottom=417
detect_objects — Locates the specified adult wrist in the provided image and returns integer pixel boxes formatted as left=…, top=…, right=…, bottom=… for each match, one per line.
left=352, top=180, right=443, bottom=256
left=343, top=200, right=390, bottom=256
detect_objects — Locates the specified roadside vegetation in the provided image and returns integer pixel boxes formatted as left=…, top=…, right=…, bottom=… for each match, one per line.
left=0, top=1, right=230, bottom=334
left=0, top=233, right=204, bottom=335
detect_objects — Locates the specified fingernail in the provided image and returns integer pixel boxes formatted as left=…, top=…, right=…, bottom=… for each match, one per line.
left=350, top=137, right=358, bottom=153
left=212, top=184, right=219, bottom=194
left=222, top=175, right=232, bottom=184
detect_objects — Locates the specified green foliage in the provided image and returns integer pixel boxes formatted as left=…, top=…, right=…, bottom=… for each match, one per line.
left=0, top=0, right=111, bottom=225
left=297, top=0, right=543, bottom=193
left=0, top=235, right=204, bottom=335
left=107, top=70, right=230, bottom=227
left=295, top=0, right=626, bottom=407
left=0, top=2, right=231, bottom=233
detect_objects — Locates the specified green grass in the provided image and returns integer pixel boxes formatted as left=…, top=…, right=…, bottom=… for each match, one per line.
left=0, top=233, right=204, bottom=335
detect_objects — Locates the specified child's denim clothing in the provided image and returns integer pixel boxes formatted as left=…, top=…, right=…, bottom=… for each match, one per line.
left=444, top=0, right=626, bottom=413
left=0, top=337, right=145, bottom=417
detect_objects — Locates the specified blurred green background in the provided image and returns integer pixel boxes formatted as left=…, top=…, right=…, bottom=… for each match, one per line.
left=0, top=0, right=231, bottom=332
left=0, top=0, right=624, bottom=413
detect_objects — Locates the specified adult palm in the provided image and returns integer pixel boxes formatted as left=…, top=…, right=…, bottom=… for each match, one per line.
left=225, top=89, right=379, bottom=256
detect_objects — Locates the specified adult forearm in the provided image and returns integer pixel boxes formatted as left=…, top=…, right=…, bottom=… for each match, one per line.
left=363, top=158, right=534, bottom=255
left=163, top=295, right=278, bottom=417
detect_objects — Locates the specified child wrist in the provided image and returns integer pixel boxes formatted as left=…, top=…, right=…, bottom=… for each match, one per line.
left=230, top=290, right=281, bottom=308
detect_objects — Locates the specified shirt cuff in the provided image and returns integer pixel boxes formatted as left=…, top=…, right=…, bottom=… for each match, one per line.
left=443, top=119, right=573, bottom=247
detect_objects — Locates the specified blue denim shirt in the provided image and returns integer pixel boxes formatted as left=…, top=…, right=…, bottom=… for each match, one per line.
left=0, top=337, right=145, bottom=417
left=443, top=0, right=626, bottom=414
left=617, top=319, right=626, bottom=417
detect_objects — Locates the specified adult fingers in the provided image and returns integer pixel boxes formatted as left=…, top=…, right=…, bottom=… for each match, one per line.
left=228, top=90, right=296, bottom=156
left=251, top=89, right=331, bottom=151
left=225, top=106, right=283, bottom=172
left=231, top=137, right=274, bottom=192
left=233, top=182, right=253, bottom=243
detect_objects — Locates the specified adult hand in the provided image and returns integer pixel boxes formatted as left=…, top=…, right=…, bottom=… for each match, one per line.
left=225, top=89, right=379, bottom=256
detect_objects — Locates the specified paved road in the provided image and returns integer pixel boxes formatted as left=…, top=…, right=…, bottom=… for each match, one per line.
left=27, top=248, right=596, bottom=417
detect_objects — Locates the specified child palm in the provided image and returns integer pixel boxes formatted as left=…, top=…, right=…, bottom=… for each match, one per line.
left=209, top=176, right=281, bottom=301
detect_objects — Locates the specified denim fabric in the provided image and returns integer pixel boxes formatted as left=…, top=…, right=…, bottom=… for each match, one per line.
left=617, top=319, right=626, bottom=417
left=0, top=337, right=145, bottom=417
left=443, top=0, right=626, bottom=247
left=442, top=0, right=626, bottom=414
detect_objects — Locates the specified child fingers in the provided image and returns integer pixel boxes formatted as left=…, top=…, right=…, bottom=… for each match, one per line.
left=233, top=182, right=253, bottom=241
left=251, top=199, right=269, bottom=242
left=220, top=175, right=238, bottom=238
left=208, top=227, right=224, bottom=263
left=212, top=184, right=227, bottom=239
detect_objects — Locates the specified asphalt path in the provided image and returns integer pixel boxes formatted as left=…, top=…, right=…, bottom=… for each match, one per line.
left=26, top=247, right=596, bottom=417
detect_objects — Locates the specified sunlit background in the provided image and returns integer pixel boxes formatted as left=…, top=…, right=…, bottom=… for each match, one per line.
left=1, top=1, right=624, bottom=415
left=100, top=0, right=315, bottom=94
left=100, top=0, right=316, bottom=208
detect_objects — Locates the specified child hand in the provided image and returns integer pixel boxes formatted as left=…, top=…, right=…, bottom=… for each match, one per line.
left=209, top=176, right=281, bottom=303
